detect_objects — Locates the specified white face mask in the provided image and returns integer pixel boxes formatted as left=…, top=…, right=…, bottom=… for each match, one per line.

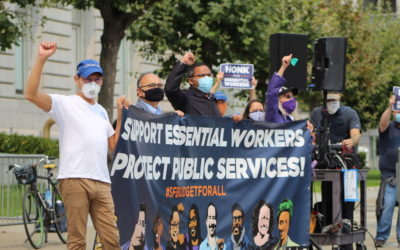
left=327, top=101, right=340, bottom=114
left=249, top=111, right=265, bottom=121
left=82, top=82, right=101, bottom=99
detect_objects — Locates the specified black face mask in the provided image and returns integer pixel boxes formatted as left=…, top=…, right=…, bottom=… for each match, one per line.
left=143, top=88, right=164, bottom=102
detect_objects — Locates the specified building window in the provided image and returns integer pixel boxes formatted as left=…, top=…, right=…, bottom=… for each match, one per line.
left=14, top=37, right=27, bottom=94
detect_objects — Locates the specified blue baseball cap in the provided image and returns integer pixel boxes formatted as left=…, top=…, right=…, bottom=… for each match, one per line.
left=76, top=59, right=103, bottom=78
left=214, top=91, right=228, bottom=102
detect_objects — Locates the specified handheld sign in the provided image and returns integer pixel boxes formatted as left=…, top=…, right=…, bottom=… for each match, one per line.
left=220, top=63, right=254, bottom=89
left=393, top=86, right=400, bottom=111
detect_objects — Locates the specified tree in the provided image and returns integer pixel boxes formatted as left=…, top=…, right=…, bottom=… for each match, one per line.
left=0, top=0, right=35, bottom=51
left=130, top=0, right=273, bottom=81
left=38, top=0, right=158, bottom=121
left=132, top=0, right=400, bottom=129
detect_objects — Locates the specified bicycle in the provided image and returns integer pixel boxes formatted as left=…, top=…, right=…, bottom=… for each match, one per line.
left=9, top=156, right=68, bottom=249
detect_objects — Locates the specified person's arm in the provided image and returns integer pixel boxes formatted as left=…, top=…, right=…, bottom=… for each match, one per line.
left=249, top=77, right=258, bottom=101
left=342, top=128, right=361, bottom=150
left=210, top=72, right=224, bottom=93
left=108, top=96, right=130, bottom=152
left=277, top=54, right=292, bottom=77
left=379, top=95, right=395, bottom=133
left=164, top=52, right=195, bottom=111
left=264, top=54, right=292, bottom=122
left=24, top=41, right=57, bottom=112
left=342, top=108, right=362, bottom=150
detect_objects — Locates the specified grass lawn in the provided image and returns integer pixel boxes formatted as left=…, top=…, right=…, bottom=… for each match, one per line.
left=312, top=168, right=381, bottom=193
left=0, top=184, right=46, bottom=217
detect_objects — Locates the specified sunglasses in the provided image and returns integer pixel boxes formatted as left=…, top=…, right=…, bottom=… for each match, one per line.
left=139, top=83, right=164, bottom=88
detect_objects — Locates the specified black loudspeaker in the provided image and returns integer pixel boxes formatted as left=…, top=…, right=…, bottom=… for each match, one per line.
left=269, top=33, right=308, bottom=91
left=312, top=37, right=347, bottom=91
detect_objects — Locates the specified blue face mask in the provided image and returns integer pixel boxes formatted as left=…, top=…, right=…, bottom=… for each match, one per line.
left=395, top=113, right=400, bottom=123
left=197, top=77, right=213, bottom=93
left=249, top=111, right=265, bottom=122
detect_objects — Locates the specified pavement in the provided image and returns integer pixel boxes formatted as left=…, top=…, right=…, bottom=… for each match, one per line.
left=0, top=219, right=96, bottom=250
left=0, top=186, right=399, bottom=249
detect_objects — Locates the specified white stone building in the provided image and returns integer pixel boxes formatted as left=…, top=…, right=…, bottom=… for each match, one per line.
left=0, top=4, right=174, bottom=138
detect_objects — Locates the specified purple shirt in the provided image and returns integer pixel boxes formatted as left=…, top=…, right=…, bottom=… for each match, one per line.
left=265, top=73, right=293, bottom=123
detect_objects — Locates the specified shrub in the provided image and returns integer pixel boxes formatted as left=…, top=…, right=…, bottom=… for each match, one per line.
left=0, top=133, right=59, bottom=157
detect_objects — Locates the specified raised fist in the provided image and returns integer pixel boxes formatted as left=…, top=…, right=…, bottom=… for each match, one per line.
left=281, top=54, right=293, bottom=69
left=38, top=41, right=57, bottom=60
left=251, top=77, right=258, bottom=89
left=180, top=52, right=195, bottom=66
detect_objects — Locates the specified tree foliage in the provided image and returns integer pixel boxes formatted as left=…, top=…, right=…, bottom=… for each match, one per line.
left=131, top=0, right=400, bottom=129
left=3, top=0, right=400, bottom=129
left=0, top=0, right=36, bottom=51
left=40, top=0, right=160, bottom=121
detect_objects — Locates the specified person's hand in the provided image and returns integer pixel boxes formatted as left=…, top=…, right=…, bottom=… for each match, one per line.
left=180, top=52, right=195, bottom=66
left=306, top=120, right=314, bottom=132
left=232, top=114, right=243, bottom=123
left=210, top=72, right=224, bottom=93
left=251, top=77, right=258, bottom=89
left=342, top=138, right=354, bottom=150
left=216, top=72, right=224, bottom=82
left=281, top=54, right=293, bottom=69
left=116, top=95, right=130, bottom=110
left=390, top=95, right=396, bottom=106
left=38, top=41, right=57, bottom=60
left=174, top=110, right=184, bottom=117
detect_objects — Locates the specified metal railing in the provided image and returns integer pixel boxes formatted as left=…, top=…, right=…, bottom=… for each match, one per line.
left=0, top=154, right=54, bottom=226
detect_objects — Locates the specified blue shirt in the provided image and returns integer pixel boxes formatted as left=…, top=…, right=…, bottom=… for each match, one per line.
left=199, top=237, right=226, bottom=250
left=136, top=99, right=163, bottom=115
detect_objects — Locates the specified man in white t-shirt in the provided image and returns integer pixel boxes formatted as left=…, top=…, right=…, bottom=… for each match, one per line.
left=25, top=41, right=126, bottom=249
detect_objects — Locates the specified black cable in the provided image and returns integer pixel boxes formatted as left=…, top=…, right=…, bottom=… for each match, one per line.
left=365, top=227, right=378, bottom=250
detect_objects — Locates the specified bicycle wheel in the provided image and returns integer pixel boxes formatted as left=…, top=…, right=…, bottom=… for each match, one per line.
left=52, top=190, right=68, bottom=243
left=22, top=189, right=44, bottom=249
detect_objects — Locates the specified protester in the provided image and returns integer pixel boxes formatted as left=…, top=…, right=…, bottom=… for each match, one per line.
left=164, top=52, right=221, bottom=116
left=24, top=41, right=124, bottom=249
left=265, top=54, right=298, bottom=123
left=136, top=72, right=165, bottom=114
left=241, top=100, right=265, bottom=122
left=375, top=95, right=400, bottom=247
left=310, top=91, right=361, bottom=250
left=135, top=72, right=183, bottom=116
